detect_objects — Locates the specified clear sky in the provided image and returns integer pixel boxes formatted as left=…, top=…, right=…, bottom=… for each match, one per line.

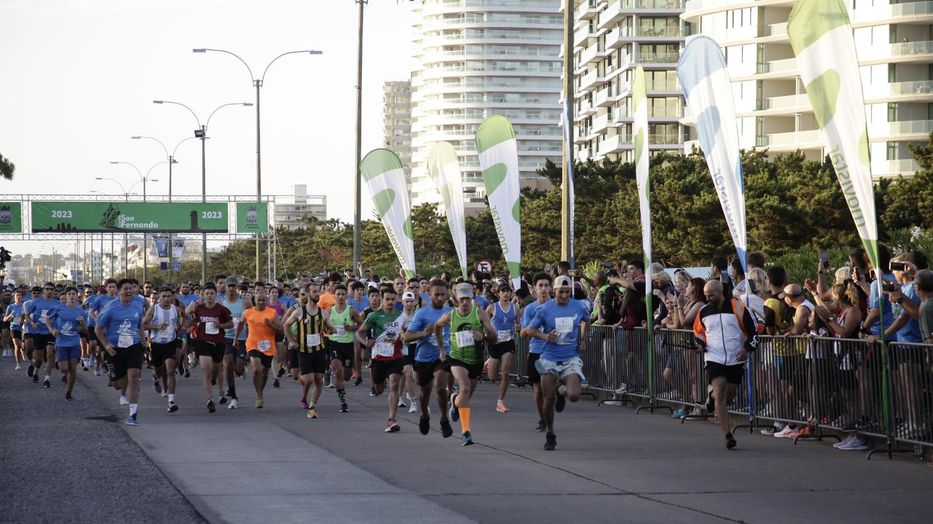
left=0, top=0, right=416, bottom=255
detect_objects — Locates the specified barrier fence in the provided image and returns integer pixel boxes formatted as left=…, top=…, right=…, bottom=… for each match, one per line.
left=505, top=325, right=932, bottom=456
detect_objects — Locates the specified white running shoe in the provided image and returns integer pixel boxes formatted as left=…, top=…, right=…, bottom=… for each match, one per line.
left=228, top=398, right=238, bottom=409
left=408, top=400, right=419, bottom=414
left=833, top=434, right=857, bottom=449
left=119, top=395, right=130, bottom=406
left=397, top=399, right=407, bottom=408
left=773, top=425, right=796, bottom=438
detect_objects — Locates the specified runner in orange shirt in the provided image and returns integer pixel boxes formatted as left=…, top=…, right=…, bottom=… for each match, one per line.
left=235, top=286, right=282, bottom=409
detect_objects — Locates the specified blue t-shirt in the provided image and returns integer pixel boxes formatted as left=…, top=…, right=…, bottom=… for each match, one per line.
left=868, top=272, right=897, bottom=337
left=133, top=294, right=148, bottom=310
left=895, top=282, right=922, bottom=343
left=280, top=295, right=298, bottom=309
left=21, top=300, right=33, bottom=334
left=178, top=293, right=198, bottom=308
left=474, top=295, right=490, bottom=309
left=491, top=301, right=517, bottom=334
left=83, top=297, right=96, bottom=327
left=521, top=300, right=549, bottom=355
left=528, top=299, right=590, bottom=361
left=51, top=304, right=84, bottom=348
left=6, top=303, right=24, bottom=329
left=222, top=297, right=247, bottom=340
left=97, top=299, right=145, bottom=348
left=28, top=297, right=61, bottom=335
left=349, top=296, right=369, bottom=312
left=408, top=304, right=453, bottom=362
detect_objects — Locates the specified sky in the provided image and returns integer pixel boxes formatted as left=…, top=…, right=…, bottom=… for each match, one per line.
left=0, top=0, right=415, bottom=255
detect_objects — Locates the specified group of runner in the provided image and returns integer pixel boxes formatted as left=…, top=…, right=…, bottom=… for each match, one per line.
left=3, top=271, right=590, bottom=450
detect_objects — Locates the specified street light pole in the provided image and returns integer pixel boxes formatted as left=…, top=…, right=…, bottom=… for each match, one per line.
left=353, top=0, right=366, bottom=270
left=108, top=162, right=159, bottom=284
left=193, top=47, right=322, bottom=282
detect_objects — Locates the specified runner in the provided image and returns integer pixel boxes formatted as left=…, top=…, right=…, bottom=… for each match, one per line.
left=285, top=287, right=309, bottom=384
left=176, top=281, right=198, bottom=377
left=95, top=279, right=146, bottom=426
left=525, top=275, right=590, bottom=451
left=221, top=277, right=249, bottom=410
left=91, top=279, right=119, bottom=377
left=4, top=290, right=25, bottom=370
left=284, top=283, right=328, bottom=419
left=79, top=286, right=95, bottom=371
left=28, top=283, right=61, bottom=388
left=403, top=278, right=454, bottom=437
left=360, top=286, right=382, bottom=393
left=185, top=283, right=234, bottom=413
left=236, top=286, right=282, bottom=408
left=325, top=284, right=363, bottom=413
left=485, top=281, right=519, bottom=413
left=268, top=286, right=287, bottom=387
left=347, top=280, right=369, bottom=386
left=143, top=286, right=183, bottom=412
left=357, top=287, right=405, bottom=433
left=398, top=291, right=419, bottom=413
left=45, top=286, right=86, bottom=400
left=21, top=287, right=37, bottom=381
left=434, top=282, right=499, bottom=446
left=520, top=273, right=553, bottom=432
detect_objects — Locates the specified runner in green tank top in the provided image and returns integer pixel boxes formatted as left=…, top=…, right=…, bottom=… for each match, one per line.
left=434, top=282, right=498, bottom=446
left=324, top=284, right=363, bottom=413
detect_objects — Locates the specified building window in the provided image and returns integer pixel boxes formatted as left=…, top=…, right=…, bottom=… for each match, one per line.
left=888, top=103, right=897, bottom=122
left=886, top=142, right=896, bottom=161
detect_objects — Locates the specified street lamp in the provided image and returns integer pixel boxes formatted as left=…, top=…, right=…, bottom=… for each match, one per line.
left=193, top=47, right=323, bottom=281
left=152, top=99, right=252, bottom=284
left=103, top=162, right=161, bottom=282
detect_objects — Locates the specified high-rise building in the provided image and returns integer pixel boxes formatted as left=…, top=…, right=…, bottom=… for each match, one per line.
left=383, top=80, right=413, bottom=186
left=409, top=0, right=563, bottom=212
left=570, top=0, right=688, bottom=163
left=682, top=0, right=933, bottom=178
left=272, top=184, right=327, bottom=230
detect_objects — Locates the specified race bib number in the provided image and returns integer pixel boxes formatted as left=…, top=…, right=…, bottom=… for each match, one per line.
left=40, top=309, right=49, bottom=320
left=118, top=334, right=133, bottom=348
left=555, top=317, right=574, bottom=345
left=334, top=326, right=347, bottom=337
left=373, top=342, right=395, bottom=358
left=496, top=330, right=513, bottom=342
left=258, top=340, right=271, bottom=352
left=306, top=333, right=321, bottom=347
left=455, top=331, right=475, bottom=348
left=205, top=321, right=219, bottom=335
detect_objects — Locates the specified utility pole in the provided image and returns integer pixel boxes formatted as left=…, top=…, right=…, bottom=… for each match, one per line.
left=352, top=0, right=367, bottom=270
left=561, top=0, right=575, bottom=265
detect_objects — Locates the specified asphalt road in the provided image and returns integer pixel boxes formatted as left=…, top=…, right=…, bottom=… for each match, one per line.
left=2, top=354, right=932, bottom=523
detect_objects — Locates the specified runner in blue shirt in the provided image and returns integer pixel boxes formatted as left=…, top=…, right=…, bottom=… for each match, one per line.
left=485, top=281, right=520, bottom=413
left=3, top=291, right=25, bottom=370
left=520, top=273, right=553, bottom=432
left=96, top=278, right=147, bottom=426
left=46, top=286, right=85, bottom=400
left=525, top=275, right=590, bottom=451
left=402, top=278, right=454, bottom=437
left=91, top=280, right=119, bottom=376
left=28, top=284, right=62, bottom=388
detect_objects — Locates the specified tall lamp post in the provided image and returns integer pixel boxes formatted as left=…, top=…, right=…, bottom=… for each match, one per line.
left=153, top=100, right=252, bottom=284
left=100, top=162, right=159, bottom=282
left=92, top=180, right=138, bottom=277
left=131, top=135, right=194, bottom=281
left=192, top=47, right=322, bottom=282
left=353, top=0, right=366, bottom=272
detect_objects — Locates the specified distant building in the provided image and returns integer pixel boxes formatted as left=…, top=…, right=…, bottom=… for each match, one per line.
left=273, top=184, right=327, bottom=230
left=384, top=80, right=413, bottom=187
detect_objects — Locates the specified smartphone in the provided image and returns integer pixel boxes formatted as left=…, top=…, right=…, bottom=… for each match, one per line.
left=820, top=250, right=830, bottom=267
left=882, top=281, right=897, bottom=293
left=889, top=262, right=907, bottom=272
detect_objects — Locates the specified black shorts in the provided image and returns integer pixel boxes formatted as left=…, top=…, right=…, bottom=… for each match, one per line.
left=275, top=333, right=285, bottom=343
left=110, top=344, right=144, bottom=380
left=299, top=350, right=329, bottom=375
left=288, top=348, right=299, bottom=370
left=248, top=350, right=273, bottom=368
left=371, top=358, right=404, bottom=385
left=488, top=340, right=515, bottom=360
left=705, top=361, right=745, bottom=385
left=193, top=340, right=224, bottom=363
left=33, top=333, right=54, bottom=349
left=449, top=358, right=483, bottom=380
left=11, top=328, right=21, bottom=339
left=413, top=359, right=451, bottom=387
left=224, top=338, right=247, bottom=360
left=526, top=352, right=542, bottom=384
left=150, top=341, right=178, bottom=367
left=329, top=341, right=354, bottom=369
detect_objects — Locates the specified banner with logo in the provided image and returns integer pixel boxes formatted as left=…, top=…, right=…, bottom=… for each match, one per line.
left=0, top=202, right=22, bottom=233
left=153, top=235, right=170, bottom=258
left=427, top=142, right=468, bottom=279
left=360, top=149, right=416, bottom=278
left=677, top=36, right=748, bottom=273
left=475, top=116, right=521, bottom=288
left=172, top=239, right=185, bottom=260
left=236, top=202, right=269, bottom=233
left=788, top=0, right=879, bottom=270
left=31, top=202, right=228, bottom=233
left=633, top=66, right=652, bottom=302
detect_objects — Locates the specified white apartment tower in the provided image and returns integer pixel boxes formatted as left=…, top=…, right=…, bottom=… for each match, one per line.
left=571, top=0, right=688, bottom=163
left=409, top=0, right=563, bottom=212
left=682, top=0, right=933, bottom=178
left=383, top=80, right=413, bottom=186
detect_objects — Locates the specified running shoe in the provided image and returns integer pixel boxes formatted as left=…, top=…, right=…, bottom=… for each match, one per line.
left=440, top=418, right=453, bottom=438
left=307, top=408, right=318, bottom=420
left=43, top=378, right=51, bottom=388
left=65, top=391, right=73, bottom=401
left=725, top=432, right=737, bottom=450
left=168, top=402, right=179, bottom=413
left=211, top=378, right=216, bottom=386
left=461, top=431, right=474, bottom=446
left=326, top=382, right=335, bottom=389
left=833, top=434, right=857, bottom=449
left=218, top=396, right=228, bottom=405
left=419, top=415, right=430, bottom=435
left=353, top=376, right=363, bottom=387
left=385, top=419, right=400, bottom=433
left=61, top=374, right=67, bottom=383
left=671, top=407, right=687, bottom=419
left=536, top=420, right=546, bottom=432
left=773, top=425, right=796, bottom=438
left=340, top=403, right=349, bottom=414
left=125, top=414, right=139, bottom=426
left=255, top=398, right=264, bottom=409
left=273, top=378, right=280, bottom=388
left=836, top=435, right=869, bottom=451
left=449, top=391, right=460, bottom=422
left=555, top=386, right=566, bottom=413
left=496, top=400, right=509, bottom=413
left=705, top=387, right=715, bottom=414
left=32, top=374, right=39, bottom=383
left=119, top=395, right=130, bottom=406
left=184, top=370, right=190, bottom=378
left=14, top=364, right=21, bottom=370
left=277, top=366, right=286, bottom=378
left=408, top=400, right=419, bottom=414
left=369, top=387, right=377, bottom=397
left=227, top=399, right=238, bottom=410
left=207, top=399, right=216, bottom=413
left=397, top=398, right=407, bottom=408
left=544, top=432, right=557, bottom=451
left=300, top=399, right=309, bottom=410
left=27, top=364, right=34, bottom=377
left=153, top=380, right=162, bottom=395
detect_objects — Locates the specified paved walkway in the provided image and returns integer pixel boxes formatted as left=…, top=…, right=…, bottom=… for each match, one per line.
left=3, top=355, right=932, bottom=523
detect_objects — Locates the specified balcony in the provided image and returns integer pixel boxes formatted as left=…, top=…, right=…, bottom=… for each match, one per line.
left=763, top=93, right=810, bottom=112
left=578, top=68, right=602, bottom=91
left=869, top=119, right=933, bottom=139
left=576, top=0, right=602, bottom=21
left=600, top=0, right=686, bottom=30
left=872, top=159, right=920, bottom=178
left=594, top=85, right=613, bottom=107
left=579, top=43, right=601, bottom=67
left=756, top=129, right=823, bottom=150
left=757, top=57, right=797, bottom=75
left=597, top=134, right=623, bottom=156
left=768, top=22, right=787, bottom=38
left=593, top=112, right=611, bottom=133
left=606, top=26, right=623, bottom=49
left=639, top=51, right=680, bottom=64
left=851, top=0, right=933, bottom=25
left=868, top=80, right=933, bottom=102
left=859, top=40, right=933, bottom=64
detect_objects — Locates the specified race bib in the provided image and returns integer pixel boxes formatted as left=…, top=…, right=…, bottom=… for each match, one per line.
left=555, top=317, right=574, bottom=345
left=373, top=342, right=395, bottom=358
left=306, top=333, right=321, bottom=347
left=258, top=340, right=271, bottom=352
left=496, top=330, right=513, bottom=342
left=334, top=326, right=347, bottom=337
left=117, top=334, right=133, bottom=348
left=205, top=321, right=219, bottom=335
left=40, top=309, right=49, bottom=320
left=402, top=345, right=409, bottom=356
left=455, top=330, right=475, bottom=348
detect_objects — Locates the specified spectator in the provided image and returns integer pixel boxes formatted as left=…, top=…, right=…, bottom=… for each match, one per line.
left=774, top=283, right=813, bottom=438
left=732, top=258, right=764, bottom=327
left=747, top=267, right=770, bottom=301
left=861, top=244, right=895, bottom=340
left=891, top=268, right=933, bottom=344
left=710, top=254, right=733, bottom=296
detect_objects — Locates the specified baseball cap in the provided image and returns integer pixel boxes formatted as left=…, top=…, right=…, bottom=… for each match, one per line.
left=402, top=291, right=416, bottom=301
left=225, top=276, right=239, bottom=286
left=553, top=275, right=572, bottom=289
left=453, top=282, right=474, bottom=299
